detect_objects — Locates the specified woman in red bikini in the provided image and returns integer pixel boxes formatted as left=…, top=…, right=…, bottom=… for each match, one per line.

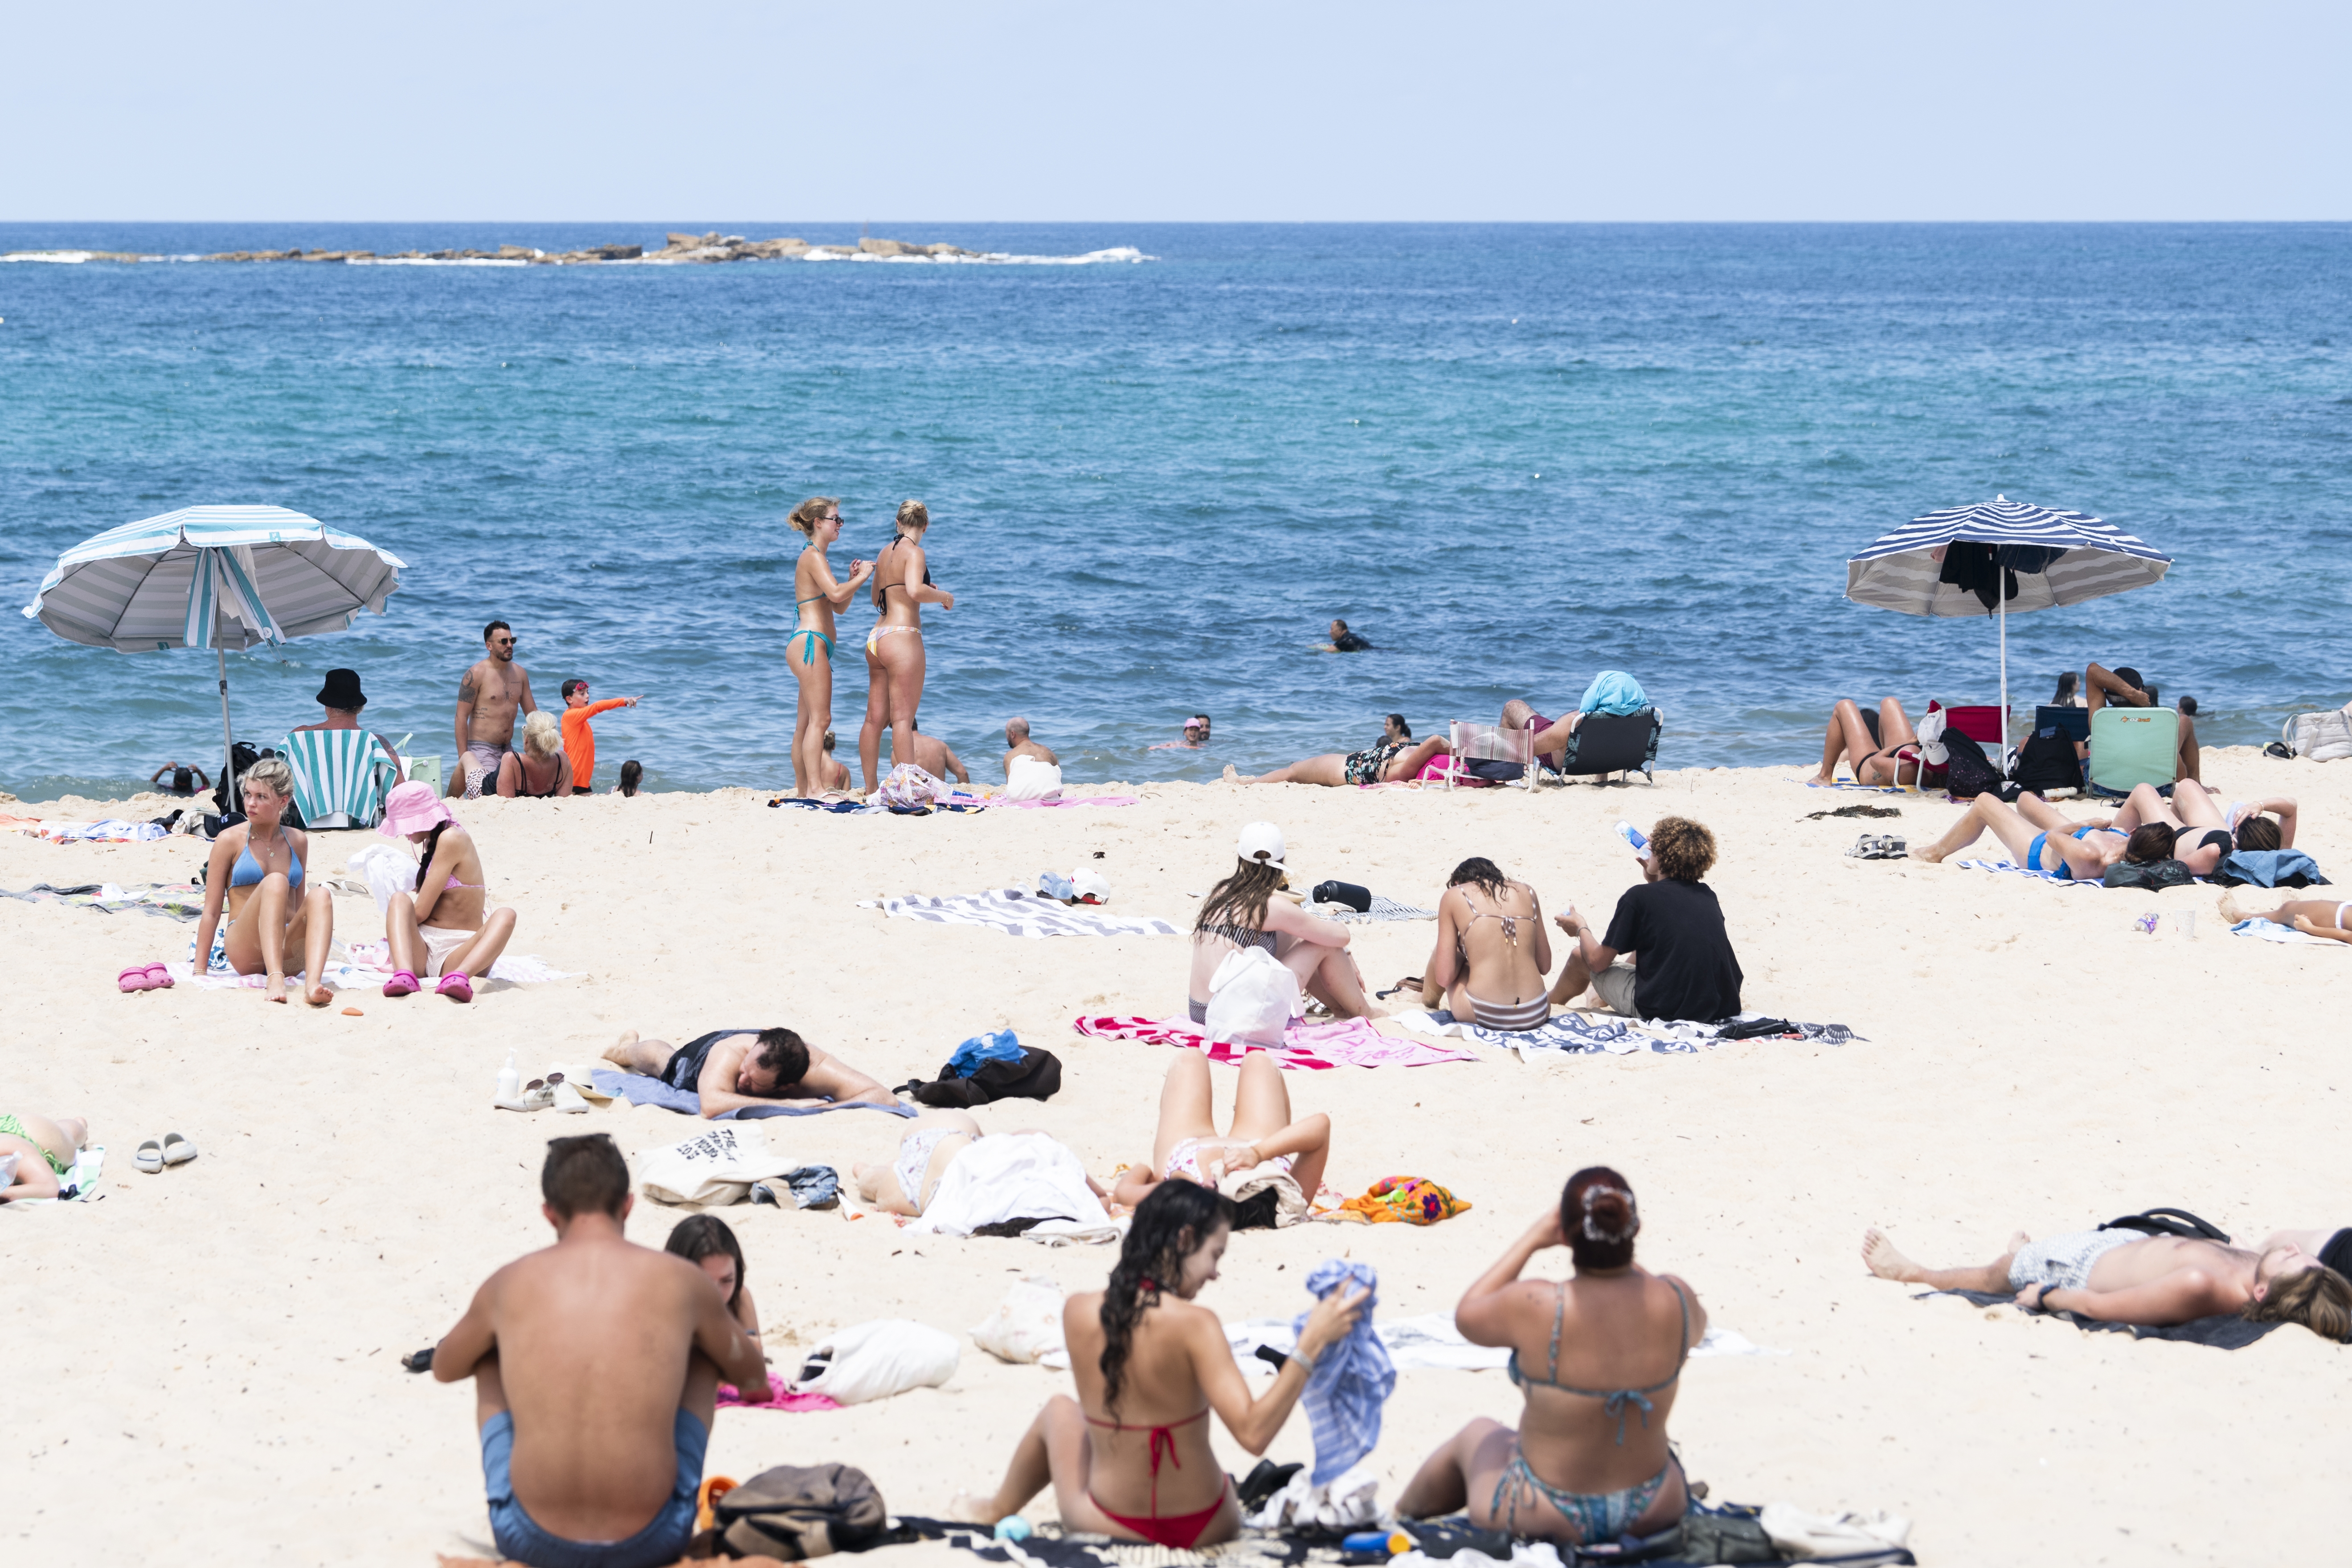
left=950, top=1182, right=1366, bottom=1547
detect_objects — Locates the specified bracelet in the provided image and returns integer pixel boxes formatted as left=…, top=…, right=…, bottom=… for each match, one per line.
left=1290, top=1345, right=1319, bottom=1372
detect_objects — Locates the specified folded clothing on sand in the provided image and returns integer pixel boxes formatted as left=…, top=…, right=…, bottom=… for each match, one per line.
left=862, top=889, right=1178, bottom=939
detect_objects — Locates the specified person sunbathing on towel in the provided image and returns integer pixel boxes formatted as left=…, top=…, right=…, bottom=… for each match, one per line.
left=433, top=1134, right=767, bottom=1567
left=1804, top=697, right=1921, bottom=787
left=663, top=1215, right=771, bottom=1401
left=376, top=781, right=519, bottom=1003
left=602, top=1026, right=894, bottom=1118
left=949, top=1180, right=1367, bottom=1547
left=0, top=1111, right=88, bottom=1202
left=1861, top=1222, right=2352, bottom=1339
left=2217, top=892, right=2352, bottom=944
left=854, top=1109, right=982, bottom=1215
left=1908, top=790, right=2175, bottom=880
left=1188, top=822, right=1382, bottom=1021
left=1223, top=712, right=1450, bottom=787
left=190, top=757, right=337, bottom=1006
left=1109, top=1050, right=1332, bottom=1224
left=1397, top=1167, right=1705, bottom=1546
left=2110, top=780, right=2295, bottom=878
left=1423, top=856, right=1553, bottom=1029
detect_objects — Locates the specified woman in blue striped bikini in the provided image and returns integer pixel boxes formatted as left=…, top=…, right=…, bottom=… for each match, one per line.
left=784, top=496, right=871, bottom=798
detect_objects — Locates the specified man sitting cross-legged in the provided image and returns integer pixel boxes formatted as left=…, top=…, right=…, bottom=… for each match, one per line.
left=433, top=1134, right=770, bottom=1568
left=1860, top=1222, right=2352, bottom=1339
left=602, top=1025, right=895, bottom=1119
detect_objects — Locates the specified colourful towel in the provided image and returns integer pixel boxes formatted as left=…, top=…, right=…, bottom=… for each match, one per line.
left=1071, top=1015, right=1476, bottom=1069
left=717, top=1375, right=842, bottom=1412
left=1338, top=1176, right=1471, bottom=1225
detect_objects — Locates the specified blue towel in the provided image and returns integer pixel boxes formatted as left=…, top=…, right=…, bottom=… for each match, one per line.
left=587, top=1069, right=916, bottom=1120
left=947, top=1029, right=1027, bottom=1077
left=1290, top=1260, right=1394, bottom=1485
left=1578, top=670, right=1648, bottom=716
left=2219, top=850, right=2331, bottom=889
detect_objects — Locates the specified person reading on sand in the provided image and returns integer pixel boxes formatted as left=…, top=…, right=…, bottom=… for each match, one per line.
left=2108, top=779, right=2295, bottom=879
left=1804, top=697, right=1921, bottom=787
left=1421, top=857, right=1553, bottom=1030
left=949, top=1180, right=1368, bottom=1547
left=1225, top=712, right=1450, bottom=787
left=663, top=1215, right=770, bottom=1397
left=1908, top=790, right=2174, bottom=880
left=191, top=757, right=336, bottom=1006
left=1397, top=1167, right=1704, bottom=1546
left=451, top=619, right=539, bottom=799
left=433, top=1134, right=768, bottom=1568
left=560, top=679, right=640, bottom=796
left=499, top=712, right=572, bottom=799
left=0, top=1112, right=89, bottom=1202
left=1110, top=1050, right=1332, bottom=1223
left=290, top=667, right=405, bottom=776
left=377, top=781, right=519, bottom=1003
left=1861, top=1221, right=2352, bottom=1339
left=2218, top=891, right=2352, bottom=944
left=1003, top=716, right=1064, bottom=799
left=1189, top=822, right=1381, bottom=1021
left=602, top=1026, right=894, bottom=1118
left=1550, top=818, right=1740, bottom=1024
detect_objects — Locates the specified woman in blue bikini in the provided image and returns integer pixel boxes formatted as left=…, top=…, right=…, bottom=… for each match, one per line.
left=190, top=757, right=337, bottom=1006
left=1399, top=1167, right=1705, bottom=1546
left=1909, top=790, right=2173, bottom=880
left=784, top=497, right=871, bottom=798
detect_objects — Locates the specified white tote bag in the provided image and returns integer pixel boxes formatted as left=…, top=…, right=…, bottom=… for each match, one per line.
left=635, top=1126, right=798, bottom=1207
left=969, top=1277, right=1068, bottom=1364
left=790, top=1318, right=961, bottom=1404
left=1203, top=945, right=1301, bottom=1048
left=2286, top=711, right=2352, bottom=762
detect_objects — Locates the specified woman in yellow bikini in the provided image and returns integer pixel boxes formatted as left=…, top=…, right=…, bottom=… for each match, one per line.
left=783, top=496, right=871, bottom=798
left=858, top=499, right=954, bottom=795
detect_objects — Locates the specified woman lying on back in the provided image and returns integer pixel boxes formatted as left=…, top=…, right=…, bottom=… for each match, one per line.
left=1423, top=856, right=1553, bottom=1029
left=953, top=1182, right=1365, bottom=1547
left=1399, top=1167, right=1705, bottom=1547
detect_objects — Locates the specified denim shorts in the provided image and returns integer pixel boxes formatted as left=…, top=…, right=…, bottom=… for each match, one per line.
left=480, top=1407, right=707, bottom=1568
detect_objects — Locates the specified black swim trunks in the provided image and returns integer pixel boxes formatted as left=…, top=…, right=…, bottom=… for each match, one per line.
left=2321, top=1228, right=2352, bottom=1277
left=659, top=1029, right=758, bottom=1091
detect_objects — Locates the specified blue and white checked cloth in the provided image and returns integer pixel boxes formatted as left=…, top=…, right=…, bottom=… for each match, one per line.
left=1292, top=1260, right=1395, bottom=1485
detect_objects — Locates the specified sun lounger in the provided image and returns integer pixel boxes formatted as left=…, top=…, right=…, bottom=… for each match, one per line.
left=1555, top=707, right=1661, bottom=783
left=279, top=728, right=402, bottom=829
left=2087, top=706, right=2179, bottom=799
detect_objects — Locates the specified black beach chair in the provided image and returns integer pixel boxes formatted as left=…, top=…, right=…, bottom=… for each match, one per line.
left=1554, top=708, right=1661, bottom=784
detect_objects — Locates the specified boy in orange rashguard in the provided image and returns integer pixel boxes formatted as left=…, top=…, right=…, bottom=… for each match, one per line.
left=560, top=680, right=642, bottom=795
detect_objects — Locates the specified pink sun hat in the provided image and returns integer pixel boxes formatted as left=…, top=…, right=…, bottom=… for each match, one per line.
left=380, top=780, right=458, bottom=838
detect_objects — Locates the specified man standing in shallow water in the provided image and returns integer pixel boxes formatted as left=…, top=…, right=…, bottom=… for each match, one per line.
left=450, top=620, right=539, bottom=799
left=434, top=1134, right=769, bottom=1567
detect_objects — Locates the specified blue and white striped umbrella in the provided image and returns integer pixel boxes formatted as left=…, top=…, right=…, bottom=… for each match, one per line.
left=23, top=505, right=405, bottom=802
left=1846, top=495, right=2170, bottom=618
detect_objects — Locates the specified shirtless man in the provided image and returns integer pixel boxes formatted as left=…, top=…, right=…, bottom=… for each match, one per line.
left=450, top=620, right=539, bottom=799
left=602, top=1026, right=896, bottom=1118
left=433, top=1134, right=769, bottom=1567
left=906, top=718, right=968, bottom=784
left=1861, top=1223, right=2352, bottom=1338
left=290, top=667, right=405, bottom=775
left=1002, top=716, right=1058, bottom=776
left=1002, top=716, right=1064, bottom=799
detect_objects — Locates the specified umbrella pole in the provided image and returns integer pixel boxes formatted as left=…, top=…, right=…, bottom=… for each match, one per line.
left=217, top=645, right=236, bottom=815
left=1998, top=584, right=2009, bottom=774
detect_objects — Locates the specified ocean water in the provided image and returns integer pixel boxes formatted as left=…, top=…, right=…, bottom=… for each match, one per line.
left=3, top=221, right=2348, bottom=799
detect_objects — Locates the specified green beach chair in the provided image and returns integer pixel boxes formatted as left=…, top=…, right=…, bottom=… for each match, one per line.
left=280, top=728, right=404, bottom=830
left=2087, top=707, right=2179, bottom=798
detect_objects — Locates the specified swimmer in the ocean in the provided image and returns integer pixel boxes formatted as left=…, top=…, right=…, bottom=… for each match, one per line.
left=1151, top=714, right=1213, bottom=750
left=1317, top=619, right=1372, bottom=653
left=150, top=761, right=213, bottom=797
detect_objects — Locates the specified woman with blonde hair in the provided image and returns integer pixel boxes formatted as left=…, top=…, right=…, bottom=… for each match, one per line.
left=497, top=711, right=571, bottom=798
left=782, top=496, right=871, bottom=797
left=189, top=757, right=337, bottom=1005
left=859, top=499, right=954, bottom=794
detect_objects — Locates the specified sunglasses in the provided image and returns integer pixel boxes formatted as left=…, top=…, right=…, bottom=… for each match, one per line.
left=493, top=638, right=517, bottom=646
left=523, top=1073, right=566, bottom=1092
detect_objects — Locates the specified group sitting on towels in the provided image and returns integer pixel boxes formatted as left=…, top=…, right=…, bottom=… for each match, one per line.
left=602, top=1026, right=894, bottom=1118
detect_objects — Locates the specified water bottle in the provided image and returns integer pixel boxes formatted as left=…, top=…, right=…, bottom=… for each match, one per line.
left=495, top=1049, right=519, bottom=1103
left=1615, top=820, right=1650, bottom=859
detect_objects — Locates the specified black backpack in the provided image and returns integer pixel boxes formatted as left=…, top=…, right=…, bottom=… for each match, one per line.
left=1938, top=726, right=2004, bottom=798
left=894, top=1046, right=1062, bottom=1107
left=2012, top=726, right=2082, bottom=794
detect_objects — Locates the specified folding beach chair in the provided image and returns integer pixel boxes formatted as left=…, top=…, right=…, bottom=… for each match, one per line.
left=1555, top=708, right=1662, bottom=785
left=2087, top=707, right=2179, bottom=800
left=279, top=729, right=403, bottom=829
left=1445, top=722, right=1541, bottom=789
left=1899, top=702, right=2010, bottom=792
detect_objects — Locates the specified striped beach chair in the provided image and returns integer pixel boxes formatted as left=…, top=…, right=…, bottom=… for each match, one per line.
left=279, top=729, right=402, bottom=829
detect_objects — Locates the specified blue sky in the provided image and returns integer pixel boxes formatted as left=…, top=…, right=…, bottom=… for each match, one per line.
left=9, top=0, right=2347, bottom=221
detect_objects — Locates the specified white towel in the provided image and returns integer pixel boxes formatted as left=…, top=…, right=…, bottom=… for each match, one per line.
left=905, top=1131, right=1116, bottom=1240
left=1003, top=755, right=1064, bottom=801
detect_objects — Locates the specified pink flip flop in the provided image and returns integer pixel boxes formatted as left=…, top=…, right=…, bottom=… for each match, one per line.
left=382, top=970, right=421, bottom=999
left=118, top=966, right=153, bottom=994
left=436, top=972, right=474, bottom=1003
left=144, top=962, right=174, bottom=990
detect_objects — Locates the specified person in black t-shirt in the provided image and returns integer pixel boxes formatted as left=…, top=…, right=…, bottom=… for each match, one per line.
left=1546, top=817, right=1742, bottom=1023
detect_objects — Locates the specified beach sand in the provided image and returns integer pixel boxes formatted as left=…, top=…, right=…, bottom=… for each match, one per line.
left=4, top=751, right=2347, bottom=1564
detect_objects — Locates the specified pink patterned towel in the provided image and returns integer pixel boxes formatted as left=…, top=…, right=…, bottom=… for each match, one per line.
left=718, top=1375, right=841, bottom=1412
left=1071, top=1015, right=1475, bottom=1070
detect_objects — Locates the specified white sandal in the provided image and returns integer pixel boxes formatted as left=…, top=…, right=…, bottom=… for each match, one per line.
left=161, top=1132, right=198, bottom=1167
left=136, top=1138, right=165, bottom=1174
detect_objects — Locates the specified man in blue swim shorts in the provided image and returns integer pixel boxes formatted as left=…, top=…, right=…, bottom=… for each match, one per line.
left=434, top=1134, right=769, bottom=1568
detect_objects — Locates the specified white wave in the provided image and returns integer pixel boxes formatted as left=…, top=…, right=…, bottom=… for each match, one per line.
left=801, top=244, right=1154, bottom=266
left=1, top=251, right=95, bottom=264
left=349, top=256, right=531, bottom=267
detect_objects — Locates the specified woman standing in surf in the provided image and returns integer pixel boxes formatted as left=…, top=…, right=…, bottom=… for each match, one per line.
left=859, top=499, right=954, bottom=793
left=784, top=497, right=871, bottom=798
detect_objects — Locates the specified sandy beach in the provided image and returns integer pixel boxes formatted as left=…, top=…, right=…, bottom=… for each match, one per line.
left=4, top=751, right=2348, bottom=1564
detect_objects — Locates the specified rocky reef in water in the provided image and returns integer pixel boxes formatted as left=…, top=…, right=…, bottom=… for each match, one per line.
left=4, top=233, right=990, bottom=265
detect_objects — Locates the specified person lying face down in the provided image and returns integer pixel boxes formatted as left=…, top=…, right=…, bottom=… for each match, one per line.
left=1861, top=1220, right=2352, bottom=1338
left=948, top=1180, right=1367, bottom=1549
left=601, top=1027, right=894, bottom=1119
left=432, top=1134, right=767, bottom=1568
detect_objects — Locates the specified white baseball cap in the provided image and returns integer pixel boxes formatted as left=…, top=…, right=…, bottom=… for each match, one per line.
left=1236, top=821, right=1287, bottom=870
left=1071, top=869, right=1112, bottom=903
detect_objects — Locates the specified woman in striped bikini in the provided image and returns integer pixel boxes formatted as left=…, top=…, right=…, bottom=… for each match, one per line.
left=1186, top=822, right=1382, bottom=1023
left=1423, top=856, right=1554, bottom=1030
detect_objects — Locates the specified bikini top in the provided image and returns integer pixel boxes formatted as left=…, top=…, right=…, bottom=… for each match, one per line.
left=1508, top=1277, right=1693, bottom=1445
left=1085, top=1406, right=1209, bottom=1515
left=229, top=836, right=303, bottom=890
left=1202, top=921, right=1277, bottom=953
left=1460, top=888, right=1532, bottom=946
left=795, top=544, right=833, bottom=608
left=871, top=536, right=934, bottom=605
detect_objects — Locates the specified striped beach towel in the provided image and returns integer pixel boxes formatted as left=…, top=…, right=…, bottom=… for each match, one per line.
left=280, top=729, right=402, bottom=829
left=862, top=889, right=1179, bottom=939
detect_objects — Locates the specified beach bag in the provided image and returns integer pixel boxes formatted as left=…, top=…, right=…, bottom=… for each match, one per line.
left=875, top=764, right=941, bottom=811
left=896, top=1046, right=1063, bottom=1107
left=2101, top=857, right=2193, bottom=891
left=635, top=1126, right=799, bottom=1207
left=1203, top=945, right=1301, bottom=1048
left=969, top=1277, right=1067, bottom=1364
left=2012, top=727, right=2082, bottom=793
left=2284, top=710, right=2352, bottom=761
left=712, top=1462, right=890, bottom=1560
left=1937, top=726, right=2002, bottom=798
left=789, top=1319, right=959, bottom=1405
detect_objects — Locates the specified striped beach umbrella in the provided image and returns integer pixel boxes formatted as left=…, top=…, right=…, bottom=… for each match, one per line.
left=1845, top=496, right=2171, bottom=759
left=23, top=504, right=405, bottom=803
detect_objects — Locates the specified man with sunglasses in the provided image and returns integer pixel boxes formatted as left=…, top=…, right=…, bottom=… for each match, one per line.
left=451, top=620, right=541, bottom=799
